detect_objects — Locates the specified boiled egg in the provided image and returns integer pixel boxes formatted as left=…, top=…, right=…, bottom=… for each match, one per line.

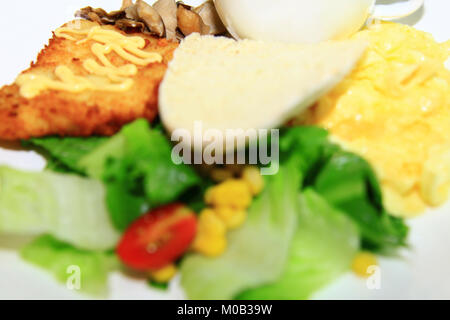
left=214, top=0, right=374, bottom=44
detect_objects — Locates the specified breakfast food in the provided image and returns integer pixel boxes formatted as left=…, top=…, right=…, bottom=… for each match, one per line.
left=78, top=0, right=226, bottom=40
left=0, top=0, right=448, bottom=301
left=159, top=33, right=367, bottom=147
left=0, top=19, right=177, bottom=140
left=214, top=0, right=375, bottom=43
left=214, top=0, right=424, bottom=44
left=297, top=22, right=450, bottom=216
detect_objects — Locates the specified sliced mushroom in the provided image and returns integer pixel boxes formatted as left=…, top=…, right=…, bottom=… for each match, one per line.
left=88, top=12, right=103, bottom=24
left=76, top=7, right=126, bottom=25
left=74, top=0, right=229, bottom=41
left=115, top=19, right=148, bottom=33
left=121, top=0, right=134, bottom=10
left=76, top=7, right=102, bottom=23
left=125, top=5, right=139, bottom=20
left=153, top=0, right=178, bottom=40
left=194, top=1, right=226, bottom=35
left=102, top=10, right=127, bottom=24
left=92, top=7, right=108, bottom=17
left=177, top=3, right=210, bottom=36
left=136, top=0, right=165, bottom=37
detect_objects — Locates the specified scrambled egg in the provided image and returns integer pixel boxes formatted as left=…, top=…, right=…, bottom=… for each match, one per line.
left=298, top=22, right=450, bottom=217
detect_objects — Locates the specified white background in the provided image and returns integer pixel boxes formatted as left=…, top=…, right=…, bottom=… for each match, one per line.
left=0, top=0, right=449, bottom=299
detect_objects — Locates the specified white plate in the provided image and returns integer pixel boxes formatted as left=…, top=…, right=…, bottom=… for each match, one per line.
left=0, top=0, right=449, bottom=300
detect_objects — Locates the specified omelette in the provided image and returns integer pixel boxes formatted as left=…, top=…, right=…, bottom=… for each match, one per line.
left=298, top=22, right=450, bottom=217
left=0, top=19, right=178, bottom=140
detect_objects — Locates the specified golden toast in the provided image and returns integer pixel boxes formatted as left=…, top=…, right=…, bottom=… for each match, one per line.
left=0, top=20, right=178, bottom=140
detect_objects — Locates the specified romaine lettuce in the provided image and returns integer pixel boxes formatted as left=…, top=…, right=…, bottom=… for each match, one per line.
left=21, top=235, right=118, bottom=296
left=180, top=126, right=408, bottom=300
left=23, top=120, right=204, bottom=231
left=280, top=126, right=408, bottom=252
left=0, top=166, right=120, bottom=250
left=312, top=150, right=408, bottom=252
left=79, top=120, right=202, bottom=230
left=10, top=121, right=408, bottom=300
left=237, top=189, right=359, bottom=300
left=23, top=136, right=108, bottom=174
left=180, top=162, right=301, bottom=300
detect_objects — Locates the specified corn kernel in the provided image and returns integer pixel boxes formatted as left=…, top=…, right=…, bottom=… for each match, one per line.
left=149, top=264, right=177, bottom=283
left=210, top=168, right=234, bottom=182
left=352, top=252, right=378, bottom=278
left=205, top=180, right=252, bottom=209
left=242, top=166, right=265, bottom=195
left=198, top=209, right=226, bottom=237
left=204, top=188, right=214, bottom=205
left=226, top=164, right=244, bottom=175
left=192, top=234, right=227, bottom=257
left=215, top=207, right=247, bottom=229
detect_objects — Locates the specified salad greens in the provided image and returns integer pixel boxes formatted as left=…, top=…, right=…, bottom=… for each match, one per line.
left=237, top=189, right=359, bottom=300
left=21, top=235, right=118, bottom=296
left=279, top=127, right=408, bottom=252
left=181, top=126, right=407, bottom=299
left=23, top=136, right=108, bottom=174
left=97, top=120, right=200, bottom=230
left=0, top=119, right=409, bottom=298
left=0, top=166, right=120, bottom=250
left=312, top=151, right=408, bottom=252
left=181, top=161, right=301, bottom=300
left=26, top=120, right=202, bottom=231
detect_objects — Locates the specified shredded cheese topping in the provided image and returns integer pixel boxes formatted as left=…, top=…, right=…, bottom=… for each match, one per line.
left=16, top=24, right=163, bottom=98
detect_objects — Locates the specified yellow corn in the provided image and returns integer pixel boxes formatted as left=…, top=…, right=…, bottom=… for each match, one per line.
left=149, top=264, right=177, bottom=283
left=242, top=166, right=265, bottom=195
left=197, top=172, right=255, bottom=258
left=193, top=209, right=229, bottom=257
left=192, top=234, right=227, bottom=257
left=205, top=180, right=252, bottom=209
left=226, top=164, right=244, bottom=175
left=215, top=207, right=247, bottom=229
left=198, top=208, right=227, bottom=236
left=210, top=168, right=234, bottom=182
left=352, top=252, right=378, bottom=278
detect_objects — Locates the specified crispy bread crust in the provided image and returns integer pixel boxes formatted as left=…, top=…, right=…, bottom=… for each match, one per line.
left=0, top=20, right=178, bottom=140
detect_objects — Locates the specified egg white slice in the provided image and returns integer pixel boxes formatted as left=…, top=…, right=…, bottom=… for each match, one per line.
left=159, top=34, right=367, bottom=150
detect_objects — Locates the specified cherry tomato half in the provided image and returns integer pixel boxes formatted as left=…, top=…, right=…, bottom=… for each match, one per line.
left=117, top=203, right=197, bottom=271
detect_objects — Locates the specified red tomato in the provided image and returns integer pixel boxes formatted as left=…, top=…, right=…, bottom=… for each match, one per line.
left=117, top=203, right=197, bottom=271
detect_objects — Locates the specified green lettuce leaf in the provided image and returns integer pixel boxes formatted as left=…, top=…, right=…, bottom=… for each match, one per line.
left=312, top=151, right=409, bottom=252
left=77, top=134, right=126, bottom=179
left=21, top=235, right=118, bottom=296
left=21, top=120, right=204, bottom=232
left=180, top=162, right=301, bottom=300
left=279, top=126, right=408, bottom=252
left=238, top=189, right=359, bottom=300
left=23, top=136, right=108, bottom=174
left=180, top=126, right=408, bottom=300
left=0, top=166, right=120, bottom=250
left=79, top=119, right=202, bottom=230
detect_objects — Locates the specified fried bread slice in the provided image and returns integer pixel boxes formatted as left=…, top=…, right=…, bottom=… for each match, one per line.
left=0, top=20, right=178, bottom=141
